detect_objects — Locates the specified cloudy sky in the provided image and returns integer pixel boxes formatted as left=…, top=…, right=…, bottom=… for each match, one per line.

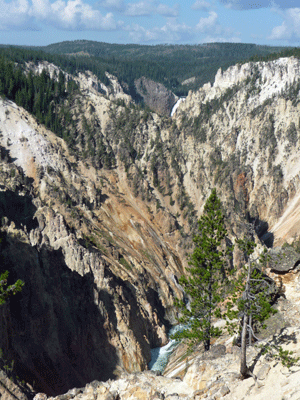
left=0, top=0, right=299, bottom=47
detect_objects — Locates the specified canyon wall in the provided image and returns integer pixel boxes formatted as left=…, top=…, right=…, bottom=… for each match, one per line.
left=1, top=56, right=300, bottom=394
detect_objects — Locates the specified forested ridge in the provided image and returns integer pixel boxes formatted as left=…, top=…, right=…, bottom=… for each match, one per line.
left=0, top=41, right=292, bottom=99
left=34, top=41, right=290, bottom=93
left=248, top=46, right=300, bottom=63
left=0, top=55, right=79, bottom=142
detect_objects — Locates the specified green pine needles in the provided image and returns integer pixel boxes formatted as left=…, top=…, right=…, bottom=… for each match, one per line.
left=0, top=270, right=24, bottom=306
left=226, top=239, right=278, bottom=378
left=172, top=188, right=230, bottom=351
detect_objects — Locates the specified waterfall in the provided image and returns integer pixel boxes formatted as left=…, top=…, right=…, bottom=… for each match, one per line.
left=170, top=98, right=186, bottom=117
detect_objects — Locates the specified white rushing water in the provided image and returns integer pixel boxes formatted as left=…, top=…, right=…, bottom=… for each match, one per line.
left=148, top=325, right=184, bottom=372
left=170, top=98, right=186, bottom=117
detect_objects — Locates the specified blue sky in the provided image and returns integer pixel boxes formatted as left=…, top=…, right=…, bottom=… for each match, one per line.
left=0, top=0, right=299, bottom=47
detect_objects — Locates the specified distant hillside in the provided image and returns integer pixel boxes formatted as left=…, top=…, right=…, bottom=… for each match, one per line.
left=36, top=41, right=289, bottom=91
left=0, top=41, right=295, bottom=103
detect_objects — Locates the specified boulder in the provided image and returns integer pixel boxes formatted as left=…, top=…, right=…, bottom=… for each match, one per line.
left=269, top=246, right=300, bottom=273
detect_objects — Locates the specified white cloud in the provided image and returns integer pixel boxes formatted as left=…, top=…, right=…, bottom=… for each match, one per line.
left=59, top=0, right=116, bottom=29
left=51, top=0, right=117, bottom=30
left=160, top=19, right=192, bottom=39
left=0, top=0, right=240, bottom=42
left=194, top=10, right=240, bottom=42
left=30, top=0, right=50, bottom=19
left=273, top=7, right=300, bottom=40
left=124, top=8, right=240, bottom=43
left=156, top=3, right=178, bottom=17
left=125, top=0, right=178, bottom=17
left=125, top=18, right=192, bottom=42
left=196, top=11, right=218, bottom=32
left=0, top=0, right=118, bottom=31
left=0, top=0, right=37, bottom=30
left=191, top=0, right=211, bottom=11
left=125, top=1, right=152, bottom=15
left=269, top=7, right=300, bottom=41
left=125, top=23, right=156, bottom=41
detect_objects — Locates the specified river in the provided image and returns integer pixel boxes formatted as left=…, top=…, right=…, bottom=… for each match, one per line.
left=148, top=325, right=184, bottom=373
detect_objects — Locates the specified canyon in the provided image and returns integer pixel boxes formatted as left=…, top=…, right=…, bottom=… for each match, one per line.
left=0, top=53, right=300, bottom=399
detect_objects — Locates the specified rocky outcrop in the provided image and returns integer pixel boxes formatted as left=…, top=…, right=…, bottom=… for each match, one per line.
left=32, top=325, right=300, bottom=400
left=181, top=77, right=196, bottom=86
left=34, top=371, right=194, bottom=400
left=269, top=246, right=300, bottom=273
left=26, top=61, right=132, bottom=103
left=134, top=77, right=178, bottom=116
left=0, top=370, right=34, bottom=400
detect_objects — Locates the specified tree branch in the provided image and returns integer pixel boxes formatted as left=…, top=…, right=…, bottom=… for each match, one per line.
left=246, top=324, right=261, bottom=342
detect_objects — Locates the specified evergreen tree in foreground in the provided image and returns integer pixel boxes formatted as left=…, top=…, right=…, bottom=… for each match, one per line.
left=173, top=190, right=278, bottom=379
left=226, top=239, right=278, bottom=378
left=172, top=188, right=230, bottom=351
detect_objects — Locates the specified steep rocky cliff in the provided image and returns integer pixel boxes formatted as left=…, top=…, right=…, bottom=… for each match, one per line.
left=0, top=98, right=183, bottom=395
left=134, top=77, right=178, bottom=116
left=173, top=56, right=300, bottom=246
left=1, top=55, right=300, bottom=397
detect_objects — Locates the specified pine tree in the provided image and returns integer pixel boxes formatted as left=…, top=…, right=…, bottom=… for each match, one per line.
left=0, top=270, right=24, bottom=306
left=173, top=189, right=278, bottom=375
left=172, top=188, right=230, bottom=351
left=225, top=238, right=277, bottom=378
